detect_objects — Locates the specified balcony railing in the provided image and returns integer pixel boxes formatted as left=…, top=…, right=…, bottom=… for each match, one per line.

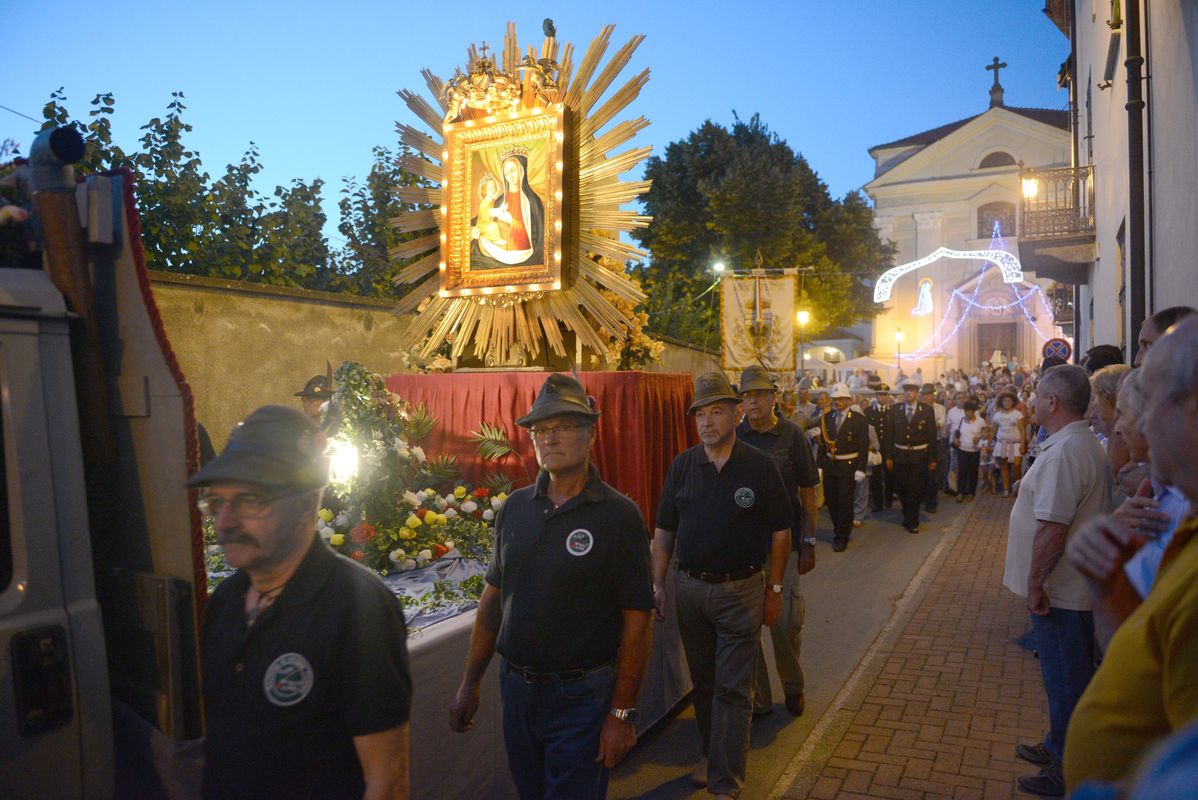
left=1019, top=165, right=1095, bottom=241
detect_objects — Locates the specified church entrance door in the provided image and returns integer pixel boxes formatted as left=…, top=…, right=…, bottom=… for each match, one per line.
left=977, top=322, right=1017, bottom=367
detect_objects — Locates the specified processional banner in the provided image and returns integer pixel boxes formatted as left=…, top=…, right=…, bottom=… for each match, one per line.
left=720, top=274, right=796, bottom=372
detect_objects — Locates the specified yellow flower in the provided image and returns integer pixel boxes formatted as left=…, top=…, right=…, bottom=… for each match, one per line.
left=406, top=514, right=422, bottom=528
left=318, top=508, right=334, bottom=523
left=454, top=486, right=467, bottom=498
left=400, top=527, right=415, bottom=540
left=496, top=492, right=508, bottom=502
left=329, top=533, right=345, bottom=547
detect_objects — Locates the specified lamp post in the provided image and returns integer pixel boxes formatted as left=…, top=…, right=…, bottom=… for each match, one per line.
left=895, top=328, right=904, bottom=373
left=796, top=309, right=810, bottom=379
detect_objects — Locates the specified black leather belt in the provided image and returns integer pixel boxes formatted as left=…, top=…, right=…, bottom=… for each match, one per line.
left=506, top=660, right=613, bottom=685
left=681, top=566, right=761, bottom=584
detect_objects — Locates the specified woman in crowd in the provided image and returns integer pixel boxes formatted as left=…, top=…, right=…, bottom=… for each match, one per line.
left=991, top=388, right=1026, bottom=496
left=951, top=399, right=985, bottom=502
left=1090, top=364, right=1132, bottom=501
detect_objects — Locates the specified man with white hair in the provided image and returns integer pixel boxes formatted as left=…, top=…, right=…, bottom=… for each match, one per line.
left=1002, top=365, right=1112, bottom=797
left=1062, top=318, right=1198, bottom=793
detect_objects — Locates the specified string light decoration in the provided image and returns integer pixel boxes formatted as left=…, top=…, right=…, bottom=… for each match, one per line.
left=895, top=221, right=1057, bottom=359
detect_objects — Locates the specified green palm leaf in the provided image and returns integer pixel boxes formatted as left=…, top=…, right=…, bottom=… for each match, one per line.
left=470, top=422, right=513, bottom=461
left=406, top=403, right=438, bottom=441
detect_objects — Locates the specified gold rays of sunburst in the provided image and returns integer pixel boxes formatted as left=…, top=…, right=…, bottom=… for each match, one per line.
left=390, top=23, right=651, bottom=365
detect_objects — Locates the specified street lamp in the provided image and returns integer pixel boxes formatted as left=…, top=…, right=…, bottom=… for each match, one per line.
left=895, top=328, right=904, bottom=372
left=1021, top=177, right=1040, bottom=199
left=796, top=309, right=810, bottom=377
left=712, top=261, right=727, bottom=274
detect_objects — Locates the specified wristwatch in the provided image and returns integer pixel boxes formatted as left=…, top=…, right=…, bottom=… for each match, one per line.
left=801, top=537, right=816, bottom=546
left=610, top=707, right=637, bottom=724
left=768, top=583, right=783, bottom=593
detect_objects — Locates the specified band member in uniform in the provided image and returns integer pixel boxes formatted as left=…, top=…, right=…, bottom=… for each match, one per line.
left=816, top=383, right=869, bottom=552
left=866, top=385, right=895, bottom=512
left=885, top=382, right=939, bottom=533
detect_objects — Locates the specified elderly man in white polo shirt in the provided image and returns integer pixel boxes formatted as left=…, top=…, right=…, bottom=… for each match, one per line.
left=1002, top=364, right=1113, bottom=797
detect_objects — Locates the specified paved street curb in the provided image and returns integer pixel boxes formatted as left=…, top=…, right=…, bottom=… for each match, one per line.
left=766, top=509, right=971, bottom=799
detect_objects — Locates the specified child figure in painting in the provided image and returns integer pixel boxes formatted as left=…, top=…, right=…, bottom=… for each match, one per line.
left=979, top=424, right=997, bottom=495
left=473, top=174, right=507, bottom=248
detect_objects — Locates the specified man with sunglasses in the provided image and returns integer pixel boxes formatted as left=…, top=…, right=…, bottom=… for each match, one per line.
left=190, top=405, right=412, bottom=800
left=450, top=374, right=653, bottom=800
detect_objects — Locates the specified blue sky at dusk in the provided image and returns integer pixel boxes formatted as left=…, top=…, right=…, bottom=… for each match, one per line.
left=6, top=1, right=1069, bottom=247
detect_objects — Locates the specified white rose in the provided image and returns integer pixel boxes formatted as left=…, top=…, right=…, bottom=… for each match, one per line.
left=444, top=540, right=455, bottom=551
left=389, top=548, right=406, bottom=565
left=403, top=490, right=423, bottom=506
left=412, top=446, right=426, bottom=463
left=319, top=528, right=334, bottom=542
left=490, top=496, right=504, bottom=509
left=434, top=497, right=448, bottom=511
left=461, top=500, right=478, bottom=514
left=334, top=512, right=349, bottom=528
left=444, top=507, right=458, bottom=518
left=401, top=558, right=417, bottom=571
left=482, top=509, right=495, bottom=521
left=418, top=548, right=433, bottom=561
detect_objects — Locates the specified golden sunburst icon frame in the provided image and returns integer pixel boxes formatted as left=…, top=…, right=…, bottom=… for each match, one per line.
left=390, top=22, right=652, bottom=366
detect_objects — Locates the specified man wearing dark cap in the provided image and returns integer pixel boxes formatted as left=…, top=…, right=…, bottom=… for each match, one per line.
left=652, top=371, right=792, bottom=798
left=295, top=374, right=332, bottom=423
left=816, top=383, right=870, bottom=552
left=885, top=382, right=938, bottom=533
left=450, top=374, right=653, bottom=799
left=191, top=406, right=412, bottom=800
left=736, top=365, right=819, bottom=719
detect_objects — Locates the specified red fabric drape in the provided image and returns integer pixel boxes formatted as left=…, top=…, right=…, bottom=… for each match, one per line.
left=385, top=371, right=698, bottom=528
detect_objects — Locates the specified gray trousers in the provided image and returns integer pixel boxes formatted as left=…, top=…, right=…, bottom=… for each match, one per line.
left=675, top=569, right=764, bottom=798
left=752, top=552, right=805, bottom=709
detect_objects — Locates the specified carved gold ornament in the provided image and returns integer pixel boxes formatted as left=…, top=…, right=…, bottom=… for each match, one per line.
left=391, top=22, right=652, bottom=365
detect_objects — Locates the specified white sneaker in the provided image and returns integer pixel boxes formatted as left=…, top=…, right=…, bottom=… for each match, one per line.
left=690, top=756, right=708, bottom=787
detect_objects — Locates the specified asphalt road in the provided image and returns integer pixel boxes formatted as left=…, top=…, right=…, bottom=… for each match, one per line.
left=608, top=494, right=971, bottom=799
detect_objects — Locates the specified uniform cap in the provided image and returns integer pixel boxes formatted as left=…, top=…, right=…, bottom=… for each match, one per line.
left=920, top=383, right=937, bottom=395
left=902, top=382, right=921, bottom=391
left=688, top=371, right=741, bottom=413
left=186, top=405, right=328, bottom=492
left=515, top=373, right=601, bottom=428
left=294, top=375, right=331, bottom=398
left=829, top=382, right=852, bottom=399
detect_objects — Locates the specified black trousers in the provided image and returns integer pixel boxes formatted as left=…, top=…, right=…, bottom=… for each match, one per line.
left=892, top=460, right=929, bottom=527
left=923, top=442, right=946, bottom=509
left=823, top=469, right=856, bottom=539
left=956, top=449, right=980, bottom=497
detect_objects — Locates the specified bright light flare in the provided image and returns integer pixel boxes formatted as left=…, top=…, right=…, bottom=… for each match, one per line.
left=327, top=439, right=359, bottom=483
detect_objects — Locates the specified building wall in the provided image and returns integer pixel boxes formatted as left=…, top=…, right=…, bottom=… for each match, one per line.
left=149, top=272, right=708, bottom=449
left=1074, top=0, right=1198, bottom=357
left=868, top=110, right=1068, bottom=374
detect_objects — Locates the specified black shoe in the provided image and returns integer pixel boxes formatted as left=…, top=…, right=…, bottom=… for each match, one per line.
left=833, top=538, right=848, bottom=552
left=1017, top=762, right=1064, bottom=797
left=1015, top=742, right=1054, bottom=766
left=905, top=523, right=920, bottom=534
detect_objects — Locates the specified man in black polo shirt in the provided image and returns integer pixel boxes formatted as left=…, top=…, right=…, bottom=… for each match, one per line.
left=736, top=365, right=819, bottom=719
left=190, top=406, right=411, bottom=800
left=449, top=374, right=653, bottom=800
left=652, top=371, right=792, bottom=799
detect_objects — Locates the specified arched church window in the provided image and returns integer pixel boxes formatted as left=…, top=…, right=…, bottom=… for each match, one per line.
left=979, top=151, right=1016, bottom=168
left=977, top=201, right=1016, bottom=238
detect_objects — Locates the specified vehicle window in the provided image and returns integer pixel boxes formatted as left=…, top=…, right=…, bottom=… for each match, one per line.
left=0, top=372, right=10, bottom=592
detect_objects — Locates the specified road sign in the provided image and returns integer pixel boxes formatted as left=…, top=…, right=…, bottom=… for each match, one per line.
left=1042, top=338, right=1072, bottom=362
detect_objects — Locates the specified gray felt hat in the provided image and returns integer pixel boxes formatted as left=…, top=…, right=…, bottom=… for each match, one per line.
left=515, top=373, right=600, bottom=428
left=689, top=371, right=741, bottom=414
left=186, top=405, right=328, bottom=492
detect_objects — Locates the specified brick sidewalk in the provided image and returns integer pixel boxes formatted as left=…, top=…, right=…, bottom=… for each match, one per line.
left=783, top=494, right=1049, bottom=799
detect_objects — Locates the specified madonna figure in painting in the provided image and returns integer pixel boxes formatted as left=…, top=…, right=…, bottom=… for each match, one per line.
left=470, top=153, right=545, bottom=269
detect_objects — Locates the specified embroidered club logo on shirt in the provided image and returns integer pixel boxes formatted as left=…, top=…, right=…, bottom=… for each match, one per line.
left=263, top=652, right=314, bottom=707
left=734, top=487, right=755, bottom=508
left=566, top=528, right=594, bottom=556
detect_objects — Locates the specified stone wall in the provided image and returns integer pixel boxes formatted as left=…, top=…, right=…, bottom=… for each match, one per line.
left=149, top=272, right=715, bottom=448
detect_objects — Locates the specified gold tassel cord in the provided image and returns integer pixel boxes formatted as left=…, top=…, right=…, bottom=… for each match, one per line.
left=391, top=251, right=438, bottom=286
left=395, top=123, right=444, bottom=162
left=397, top=153, right=443, bottom=183
left=577, top=35, right=646, bottom=118
left=390, top=186, right=442, bottom=205
left=388, top=232, right=439, bottom=262
left=397, top=89, right=444, bottom=134
left=394, top=273, right=440, bottom=315
left=390, top=208, right=438, bottom=233
left=582, top=68, right=650, bottom=137
left=563, top=25, right=614, bottom=110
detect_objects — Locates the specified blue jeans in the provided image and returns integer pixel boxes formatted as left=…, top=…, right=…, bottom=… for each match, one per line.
left=1030, top=609, right=1096, bottom=761
left=499, top=661, right=614, bottom=800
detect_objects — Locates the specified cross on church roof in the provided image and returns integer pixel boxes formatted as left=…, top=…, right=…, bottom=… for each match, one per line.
left=986, top=56, right=1007, bottom=108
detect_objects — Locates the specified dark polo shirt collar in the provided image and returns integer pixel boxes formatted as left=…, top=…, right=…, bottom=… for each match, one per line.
left=532, top=463, right=607, bottom=506
left=222, top=532, right=337, bottom=610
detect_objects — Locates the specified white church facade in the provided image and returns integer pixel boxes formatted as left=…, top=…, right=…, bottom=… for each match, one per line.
left=864, top=72, right=1070, bottom=376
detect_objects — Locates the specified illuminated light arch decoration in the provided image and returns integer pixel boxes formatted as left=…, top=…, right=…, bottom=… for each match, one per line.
left=872, top=247, right=1024, bottom=304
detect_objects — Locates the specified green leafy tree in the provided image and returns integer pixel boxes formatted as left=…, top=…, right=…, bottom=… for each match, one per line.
left=633, top=114, right=894, bottom=347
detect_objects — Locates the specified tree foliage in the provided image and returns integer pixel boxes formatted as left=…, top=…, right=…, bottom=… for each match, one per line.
left=632, top=114, right=894, bottom=347
left=30, top=88, right=423, bottom=296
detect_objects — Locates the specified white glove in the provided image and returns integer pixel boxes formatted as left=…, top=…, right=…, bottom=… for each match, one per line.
left=854, top=470, right=866, bottom=482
